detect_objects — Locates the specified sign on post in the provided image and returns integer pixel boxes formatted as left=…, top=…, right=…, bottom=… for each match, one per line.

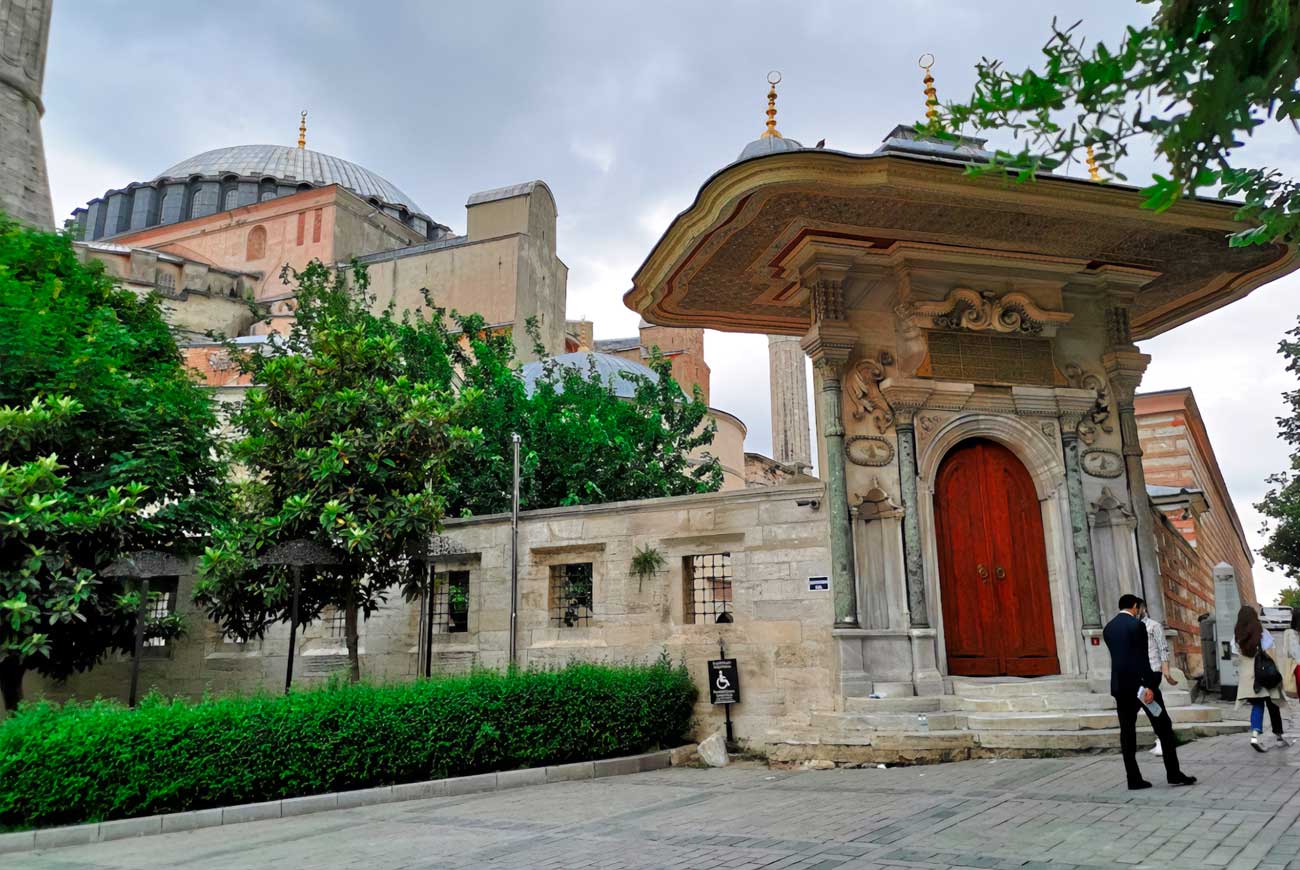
left=708, top=657, right=740, bottom=706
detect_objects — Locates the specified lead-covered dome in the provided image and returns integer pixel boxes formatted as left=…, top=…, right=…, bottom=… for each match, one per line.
left=519, top=352, right=685, bottom=399
left=157, top=145, right=424, bottom=215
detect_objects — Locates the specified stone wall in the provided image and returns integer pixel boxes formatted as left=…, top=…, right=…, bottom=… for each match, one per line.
left=28, top=484, right=838, bottom=745
left=1151, top=506, right=1212, bottom=675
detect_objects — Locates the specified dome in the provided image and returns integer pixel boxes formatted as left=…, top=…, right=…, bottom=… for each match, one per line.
left=735, top=135, right=804, bottom=162
left=519, top=352, right=684, bottom=400
left=157, top=145, right=425, bottom=216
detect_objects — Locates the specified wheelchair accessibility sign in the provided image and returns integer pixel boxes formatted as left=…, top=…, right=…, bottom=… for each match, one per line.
left=708, top=658, right=740, bottom=705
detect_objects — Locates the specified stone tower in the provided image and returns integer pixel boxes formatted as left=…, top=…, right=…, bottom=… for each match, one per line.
left=0, top=0, right=54, bottom=228
left=767, top=334, right=811, bottom=469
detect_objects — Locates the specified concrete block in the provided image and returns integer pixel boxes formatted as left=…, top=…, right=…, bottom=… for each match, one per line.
left=33, top=823, right=97, bottom=850
left=445, top=773, right=497, bottom=795
left=392, top=780, right=446, bottom=802
left=221, top=800, right=282, bottom=824
left=98, top=815, right=163, bottom=842
left=545, top=761, right=594, bottom=783
left=593, top=755, right=642, bottom=778
left=336, top=786, right=394, bottom=809
left=0, top=829, right=35, bottom=855
left=637, top=750, right=672, bottom=772
left=281, top=793, right=338, bottom=817
left=497, top=767, right=547, bottom=790
left=161, top=807, right=223, bottom=833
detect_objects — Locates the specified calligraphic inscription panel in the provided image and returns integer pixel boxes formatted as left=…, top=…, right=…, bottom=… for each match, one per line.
left=926, top=331, right=1055, bottom=386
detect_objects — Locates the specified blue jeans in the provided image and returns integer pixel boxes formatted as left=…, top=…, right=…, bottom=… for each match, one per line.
left=1250, top=698, right=1283, bottom=733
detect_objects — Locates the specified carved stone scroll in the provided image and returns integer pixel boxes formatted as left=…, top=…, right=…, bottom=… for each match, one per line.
left=909, top=289, right=1073, bottom=338
left=849, top=352, right=895, bottom=433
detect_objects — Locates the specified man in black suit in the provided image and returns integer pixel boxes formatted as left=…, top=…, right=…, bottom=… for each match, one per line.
left=1103, top=593, right=1196, bottom=790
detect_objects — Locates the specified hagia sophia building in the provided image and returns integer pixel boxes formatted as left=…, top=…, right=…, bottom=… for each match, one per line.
left=66, top=119, right=803, bottom=492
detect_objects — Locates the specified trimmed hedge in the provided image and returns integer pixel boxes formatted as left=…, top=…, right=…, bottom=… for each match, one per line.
left=0, top=660, right=696, bottom=831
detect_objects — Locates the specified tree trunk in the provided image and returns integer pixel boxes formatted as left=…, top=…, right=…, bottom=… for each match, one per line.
left=0, top=657, right=24, bottom=716
left=345, top=587, right=361, bottom=684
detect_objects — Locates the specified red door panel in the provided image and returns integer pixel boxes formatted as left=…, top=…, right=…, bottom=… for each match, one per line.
left=936, top=439, right=1059, bottom=677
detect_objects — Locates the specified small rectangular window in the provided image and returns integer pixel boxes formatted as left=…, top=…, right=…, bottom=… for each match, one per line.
left=428, top=570, right=470, bottom=634
left=143, top=577, right=180, bottom=651
left=684, top=553, right=733, bottom=624
left=549, top=563, right=593, bottom=628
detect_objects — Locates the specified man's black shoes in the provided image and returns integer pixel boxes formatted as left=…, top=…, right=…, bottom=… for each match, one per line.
left=1128, top=780, right=1153, bottom=790
left=1168, top=774, right=1197, bottom=787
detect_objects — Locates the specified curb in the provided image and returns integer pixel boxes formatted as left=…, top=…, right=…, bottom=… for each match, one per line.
left=0, top=746, right=692, bottom=856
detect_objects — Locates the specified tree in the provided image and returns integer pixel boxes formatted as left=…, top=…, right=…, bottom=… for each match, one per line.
left=934, top=1, right=1300, bottom=246
left=0, top=215, right=222, bottom=710
left=194, top=262, right=477, bottom=683
left=443, top=313, right=723, bottom=516
left=1258, top=318, right=1300, bottom=591
left=1279, top=584, right=1300, bottom=609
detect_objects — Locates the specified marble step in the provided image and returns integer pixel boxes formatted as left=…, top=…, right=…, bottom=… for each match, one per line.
left=843, top=696, right=943, bottom=714
left=964, top=704, right=1222, bottom=732
left=943, top=689, right=1192, bottom=713
left=812, top=711, right=962, bottom=733
left=950, top=677, right=1093, bottom=697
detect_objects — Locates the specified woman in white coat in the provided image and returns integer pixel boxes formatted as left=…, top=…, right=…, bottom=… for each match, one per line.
left=1234, top=605, right=1290, bottom=752
left=1284, top=609, right=1300, bottom=732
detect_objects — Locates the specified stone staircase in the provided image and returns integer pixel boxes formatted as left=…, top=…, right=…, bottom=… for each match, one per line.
left=766, top=676, right=1245, bottom=766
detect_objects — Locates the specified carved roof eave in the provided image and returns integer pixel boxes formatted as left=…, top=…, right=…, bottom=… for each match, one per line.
left=625, top=150, right=1299, bottom=340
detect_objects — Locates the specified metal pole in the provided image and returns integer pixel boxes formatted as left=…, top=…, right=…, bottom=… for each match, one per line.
left=285, top=566, right=301, bottom=694
left=416, top=565, right=427, bottom=677
left=424, top=559, right=435, bottom=678
left=128, top=577, right=149, bottom=708
left=509, top=433, right=521, bottom=669
left=719, top=637, right=732, bottom=744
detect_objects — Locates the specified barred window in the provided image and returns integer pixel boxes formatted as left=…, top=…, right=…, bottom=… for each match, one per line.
left=143, top=577, right=180, bottom=650
left=549, top=563, right=593, bottom=628
left=684, top=553, right=733, bottom=624
left=322, top=606, right=346, bottom=640
left=429, top=570, right=470, bottom=634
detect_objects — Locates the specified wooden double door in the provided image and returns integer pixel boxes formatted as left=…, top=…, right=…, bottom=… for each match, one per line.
left=934, top=438, right=1059, bottom=677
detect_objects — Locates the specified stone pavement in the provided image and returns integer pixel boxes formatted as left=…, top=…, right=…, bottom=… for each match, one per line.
left=9, top=734, right=1300, bottom=870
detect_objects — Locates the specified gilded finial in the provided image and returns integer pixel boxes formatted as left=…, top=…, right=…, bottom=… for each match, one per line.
left=1085, top=144, right=1102, bottom=181
left=760, top=71, right=783, bottom=140
left=918, top=53, right=939, bottom=125
left=297, top=110, right=308, bottom=149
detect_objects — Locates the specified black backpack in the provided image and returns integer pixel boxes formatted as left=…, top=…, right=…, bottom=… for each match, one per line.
left=1255, top=650, right=1283, bottom=692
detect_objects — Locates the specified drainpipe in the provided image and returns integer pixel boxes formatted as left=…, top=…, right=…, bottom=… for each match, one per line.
left=509, top=433, right=521, bottom=668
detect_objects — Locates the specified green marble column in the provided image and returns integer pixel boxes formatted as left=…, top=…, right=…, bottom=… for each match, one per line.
left=895, top=415, right=928, bottom=628
left=1061, top=426, right=1102, bottom=628
left=816, top=362, right=860, bottom=628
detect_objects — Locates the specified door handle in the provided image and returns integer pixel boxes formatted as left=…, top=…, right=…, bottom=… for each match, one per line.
left=995, top=566, right=1006, bottom=580
left=976, top=563, right=989, bottom=582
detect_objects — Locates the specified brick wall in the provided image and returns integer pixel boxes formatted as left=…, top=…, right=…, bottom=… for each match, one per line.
left=1151, top=506, right=1213, bottom=675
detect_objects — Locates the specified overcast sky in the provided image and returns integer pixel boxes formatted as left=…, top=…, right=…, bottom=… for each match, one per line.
left=45, top=1, right=1299, bottom=604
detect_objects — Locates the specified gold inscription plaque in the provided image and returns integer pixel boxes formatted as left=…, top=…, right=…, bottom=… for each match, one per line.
left=926, top=331, right=1056, bottom=386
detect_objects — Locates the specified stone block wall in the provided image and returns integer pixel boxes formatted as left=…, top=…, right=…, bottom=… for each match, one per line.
left=28, top=484, right=838, bottom=745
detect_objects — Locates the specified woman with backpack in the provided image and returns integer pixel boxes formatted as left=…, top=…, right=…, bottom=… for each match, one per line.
left=1233, top=604, right=1290, bottom=752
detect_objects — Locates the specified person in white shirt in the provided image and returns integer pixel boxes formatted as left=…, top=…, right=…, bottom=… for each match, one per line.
left=1138, top=599, right=1175, bottom=757
left=1285, top=609, right=1300, bottom=733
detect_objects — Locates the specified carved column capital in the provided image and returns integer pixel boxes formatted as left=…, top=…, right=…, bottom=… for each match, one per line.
left=1101, top=348, right=1151, bottom=408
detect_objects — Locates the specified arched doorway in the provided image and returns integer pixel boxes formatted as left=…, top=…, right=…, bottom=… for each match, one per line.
left=934, top=438, right=1059, bottom=677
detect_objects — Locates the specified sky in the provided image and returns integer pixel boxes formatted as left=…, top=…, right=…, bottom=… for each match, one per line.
left=44, top=0, right=1299, bottom=604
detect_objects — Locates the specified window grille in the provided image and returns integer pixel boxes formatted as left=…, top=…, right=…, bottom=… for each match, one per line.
left=428, top=571, right=470, bottom=634
left=684, top=553, right=733, bottom=624
left=323, top=606, right=347, bottom=639
left=143, top=578, right=179, bottom=649
left=549, top=563, right=593, bottom=628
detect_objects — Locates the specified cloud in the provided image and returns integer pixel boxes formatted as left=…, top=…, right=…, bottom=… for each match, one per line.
left=570, top=140, right=616, bottom=174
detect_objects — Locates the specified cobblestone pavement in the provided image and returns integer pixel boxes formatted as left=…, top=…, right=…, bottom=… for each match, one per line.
left=10, top=734, right=1300, bottom=870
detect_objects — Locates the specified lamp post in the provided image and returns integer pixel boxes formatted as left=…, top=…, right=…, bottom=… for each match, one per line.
left=258, top=539, right=339, bottom=694
left=509, top=432, right=521, bottom=668
left=102, top=550, right=190, bottom=708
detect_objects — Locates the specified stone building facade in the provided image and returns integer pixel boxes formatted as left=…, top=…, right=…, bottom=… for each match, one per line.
left=0, top=0, right=52, bottom=227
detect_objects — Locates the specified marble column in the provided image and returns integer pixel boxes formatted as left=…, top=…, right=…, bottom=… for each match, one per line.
left=0, top=0, right=54, bottom=228
left=767, top=334, right=812, bottom=469
left=1102, top=309, right=1163, bottom=623
left=1060, top=419, right=1102, bottom=628
left=801, top=280, right=859, bottom=628
left=894, top=411, right=928, bottom=628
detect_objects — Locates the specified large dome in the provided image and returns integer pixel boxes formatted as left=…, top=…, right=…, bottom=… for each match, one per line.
left=519, top=352, right=684, bottom=400
left=157, top=145, right=424, bottom=215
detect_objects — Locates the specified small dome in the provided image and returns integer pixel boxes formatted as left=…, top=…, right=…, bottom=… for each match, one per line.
left=736, top=135, right=804, bottom=162
left=519, top=352, right=683, bottom=400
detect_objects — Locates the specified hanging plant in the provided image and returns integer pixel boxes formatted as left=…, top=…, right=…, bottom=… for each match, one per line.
left=630, top=544, right=667, bottom=593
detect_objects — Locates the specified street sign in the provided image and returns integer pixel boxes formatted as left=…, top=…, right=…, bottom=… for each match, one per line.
left=808, top=576, right=829, bottom=591
left=708, top=658, right=740, bottom=705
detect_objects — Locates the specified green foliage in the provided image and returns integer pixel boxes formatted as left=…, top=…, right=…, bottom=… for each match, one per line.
left=1258, top=318, right=1300, bottom=585
left=0, top=660, right=697, bottom=831
left=0, top=215, right=222, bottom=708
left=934, top=1, right=1300, bottom=245
left=630, top=544, right=667, bottom=593
left=1279, top=585, right=1300, bottom=609
left=193, top=261, right=477, bottom=680
left=446, top=314, right=723, bottom=516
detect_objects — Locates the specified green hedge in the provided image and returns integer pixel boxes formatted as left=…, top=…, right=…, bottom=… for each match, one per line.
left=0, top=660, right=696, bottom=831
